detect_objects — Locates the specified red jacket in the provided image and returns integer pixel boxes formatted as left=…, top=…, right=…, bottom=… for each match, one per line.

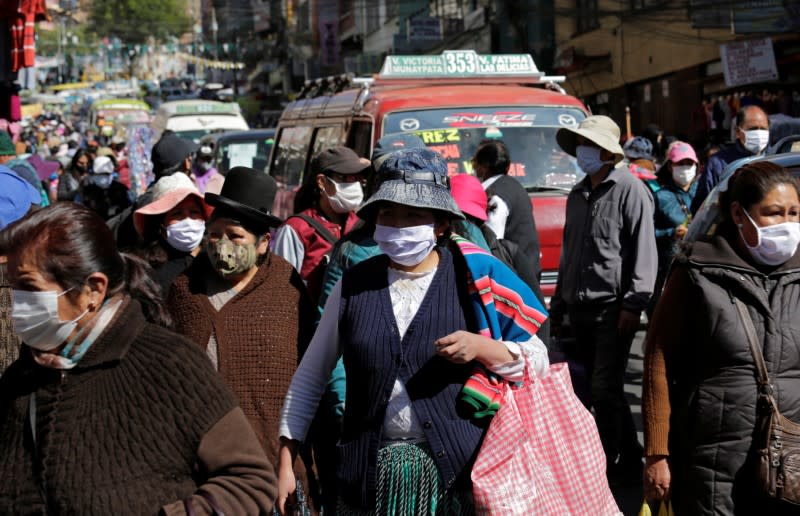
left=283, top=208, right=359, bottom=303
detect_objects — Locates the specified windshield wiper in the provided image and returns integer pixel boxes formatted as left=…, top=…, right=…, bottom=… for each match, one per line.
left=525, top=185, right=572, bottom=193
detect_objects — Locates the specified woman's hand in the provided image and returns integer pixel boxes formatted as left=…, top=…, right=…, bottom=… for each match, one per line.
left=643, top=456, right=671, bottom=501
left=674, top=225, right=688, bottom=240
left=435, top=331, right=513, bottom=366
left=276, top=440, right=299, bottom=516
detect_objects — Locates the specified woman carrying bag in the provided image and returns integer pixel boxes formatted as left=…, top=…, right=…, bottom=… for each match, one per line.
left=643, top=161, right=800, bottom=514
left=276, top=148, right=551, bottom=514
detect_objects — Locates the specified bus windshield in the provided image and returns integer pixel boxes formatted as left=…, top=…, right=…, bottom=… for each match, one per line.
left=383, top=106, right=586, bottom=191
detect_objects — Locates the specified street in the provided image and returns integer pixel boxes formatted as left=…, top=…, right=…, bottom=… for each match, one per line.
left=617, top=329, right=646, bottom=515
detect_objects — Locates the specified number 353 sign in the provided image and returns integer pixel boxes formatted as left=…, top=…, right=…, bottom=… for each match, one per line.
left=380, top=50, right=542, bottom=79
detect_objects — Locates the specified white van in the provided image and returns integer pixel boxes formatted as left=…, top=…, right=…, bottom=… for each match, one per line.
left=152, top=100, right=248, bottom=142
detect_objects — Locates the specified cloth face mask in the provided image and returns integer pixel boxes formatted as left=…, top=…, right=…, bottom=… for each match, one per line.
left=672, top=164, right=697, bottom=187
left=741, top=209, right=800, bottom=266
left=327, top=178, right=364, bottom=214
left=743, top=129, right=770, bottom=155
left=165, top=218, right=206, bottom=253
left=374, top=223, right=437, bottom=267
left=207, top=235, right=258, bottom=277
left=11, top=289, right=89, bottom=351
left=91, top=173, right=113, bottom=189
left=576, top=145, right=614, bottom=176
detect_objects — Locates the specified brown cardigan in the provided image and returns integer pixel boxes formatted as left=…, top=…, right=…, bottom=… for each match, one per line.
left=0, top=298, right=276, bottom=515
left=168, top=252, right=317, bottom=504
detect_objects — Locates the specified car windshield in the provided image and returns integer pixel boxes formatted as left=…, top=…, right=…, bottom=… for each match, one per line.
left=174, top=129, right=213, bottom=143
left=217, top=138, right=275, bottom=175
left=383, top=106, right=586, bottom=191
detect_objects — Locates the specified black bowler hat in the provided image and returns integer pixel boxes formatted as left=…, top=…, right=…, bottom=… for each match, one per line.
left=205, top=167, right=282, bottom=230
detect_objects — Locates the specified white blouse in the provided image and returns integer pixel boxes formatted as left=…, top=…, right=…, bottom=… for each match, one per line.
left=279, top=265, right=549, bottom=442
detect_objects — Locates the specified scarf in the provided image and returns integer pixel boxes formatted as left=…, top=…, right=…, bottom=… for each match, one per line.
left=450, top=234, right=549, bottom=419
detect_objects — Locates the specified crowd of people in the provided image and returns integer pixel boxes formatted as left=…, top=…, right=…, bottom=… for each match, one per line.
left=0, top=100, right=798, bottom=515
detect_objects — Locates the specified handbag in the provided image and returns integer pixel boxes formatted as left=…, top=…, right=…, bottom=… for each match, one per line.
left=471, top=361, right=620, bottom=515
left=735, top=298, right=800, bottom=505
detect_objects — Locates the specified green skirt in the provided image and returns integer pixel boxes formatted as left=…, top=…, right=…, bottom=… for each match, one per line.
left=336, top=442, right=474, bottom=516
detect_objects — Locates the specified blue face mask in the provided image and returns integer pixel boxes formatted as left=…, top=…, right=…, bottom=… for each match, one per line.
left=576, top=145, right=614, bottom=176
left=91, top=173, right=113, bottom=189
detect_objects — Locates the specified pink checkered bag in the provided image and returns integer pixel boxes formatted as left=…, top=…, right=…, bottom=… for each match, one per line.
left=472, top=362, right=621, bottom=515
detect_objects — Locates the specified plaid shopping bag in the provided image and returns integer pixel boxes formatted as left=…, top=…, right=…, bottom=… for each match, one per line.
left=471, top=362, right=621, bottom=515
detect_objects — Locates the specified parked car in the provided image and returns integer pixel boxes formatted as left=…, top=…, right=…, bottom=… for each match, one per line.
left=687, top=151, right=800, bottom=243
left=268, top=50, right=587, bottom=299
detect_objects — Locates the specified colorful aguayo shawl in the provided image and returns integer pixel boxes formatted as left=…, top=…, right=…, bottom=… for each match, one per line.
left=450, top=234, right=549, bottom=419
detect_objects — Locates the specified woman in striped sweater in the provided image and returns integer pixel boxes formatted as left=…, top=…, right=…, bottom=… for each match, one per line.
left=276, top=148, right=550, bottom=515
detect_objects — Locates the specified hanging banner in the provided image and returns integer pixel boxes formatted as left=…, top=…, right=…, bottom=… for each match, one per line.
left=318, top=0, right=339, bottom=66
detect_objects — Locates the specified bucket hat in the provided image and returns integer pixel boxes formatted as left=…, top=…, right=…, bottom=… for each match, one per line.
left=667, top=141, right=698, bottom=164
left=556, top=115, right=625, bottom=163
left=205, top=166, right=282, bottom=230
left=450, top=174, right=488, bottom=222
left=357, top=148, right=464, bottom=220
left=623, top=136, right=653, bottom=161
left=133, top=173, right=212, bottom=236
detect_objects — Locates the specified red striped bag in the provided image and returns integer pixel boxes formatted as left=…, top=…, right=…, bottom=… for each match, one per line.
left=472, top=362, right=621, bottom=515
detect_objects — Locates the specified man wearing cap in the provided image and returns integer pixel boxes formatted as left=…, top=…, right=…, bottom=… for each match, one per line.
left=191, top=143, right=224, bottom=195
left=552, top=115, right=657, bottom=484
left=273, top=146, right=369, bottom=305
left=0, top=165, right=42, bottom=374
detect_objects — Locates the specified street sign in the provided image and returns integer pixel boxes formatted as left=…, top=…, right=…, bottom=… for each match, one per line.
left=379, top=50, right=543, bottom=79
left=720, top=38, right=778, bottom=88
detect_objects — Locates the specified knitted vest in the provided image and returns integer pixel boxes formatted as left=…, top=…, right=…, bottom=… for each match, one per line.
left=0, top=263, right=18, bottom=375
left=0, top=300, right=236, bottom=515
left=337, top=248, right=484, bottom=509
left=167, top=252, right=314, bottom=478
left=487, top=174, right=542, bottom=278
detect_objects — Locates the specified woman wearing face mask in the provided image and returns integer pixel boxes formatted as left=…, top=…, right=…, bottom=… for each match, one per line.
left=132, top=173, right=212, bottom=294
left=276, top=148, right=551, bottom=515
left=56, top=148, right=91, bottom=202
left=273, top=146, right=369, bottom=305
left=191, top=144, right=224, bottom=195
left=167, top=166, right=319, bottom=515
left=649, top=141, right=699, bottom=313
left=642, top=161, right=800, bottom=514
left=0, top=203, right=278, bottom=514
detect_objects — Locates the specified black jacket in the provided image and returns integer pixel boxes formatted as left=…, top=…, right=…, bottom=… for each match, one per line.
left=666, top=230, right=800, bottom=515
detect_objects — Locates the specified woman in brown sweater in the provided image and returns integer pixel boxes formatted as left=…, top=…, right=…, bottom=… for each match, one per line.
left=0, top=203, right=277, bottom=515
left=168, top=167, right=318, bottom=514
left=643, top=161, right=800, bottom=514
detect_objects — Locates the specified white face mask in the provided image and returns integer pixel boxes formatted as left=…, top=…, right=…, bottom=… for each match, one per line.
left=12, top=289, right=89, bottom=351
left=672, top=164, right=697, bottom=187
left=165, top=217, right=206, bottom=252
left=198, top=161, right=213, bottom=172
left=374, top=223, right=437, bottom=267
left=740, top=209, right=800, bottom=266
left=743, top=129, right=770, bottom=155
left=91, top=173, right=113, bottom=189
left=576, top=145, right=614, bottom=176
left=326, top=178, right=364, bottom=214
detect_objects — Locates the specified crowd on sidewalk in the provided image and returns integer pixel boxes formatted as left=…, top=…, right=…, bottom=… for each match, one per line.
left=0, top=101, right=798, bottom=515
